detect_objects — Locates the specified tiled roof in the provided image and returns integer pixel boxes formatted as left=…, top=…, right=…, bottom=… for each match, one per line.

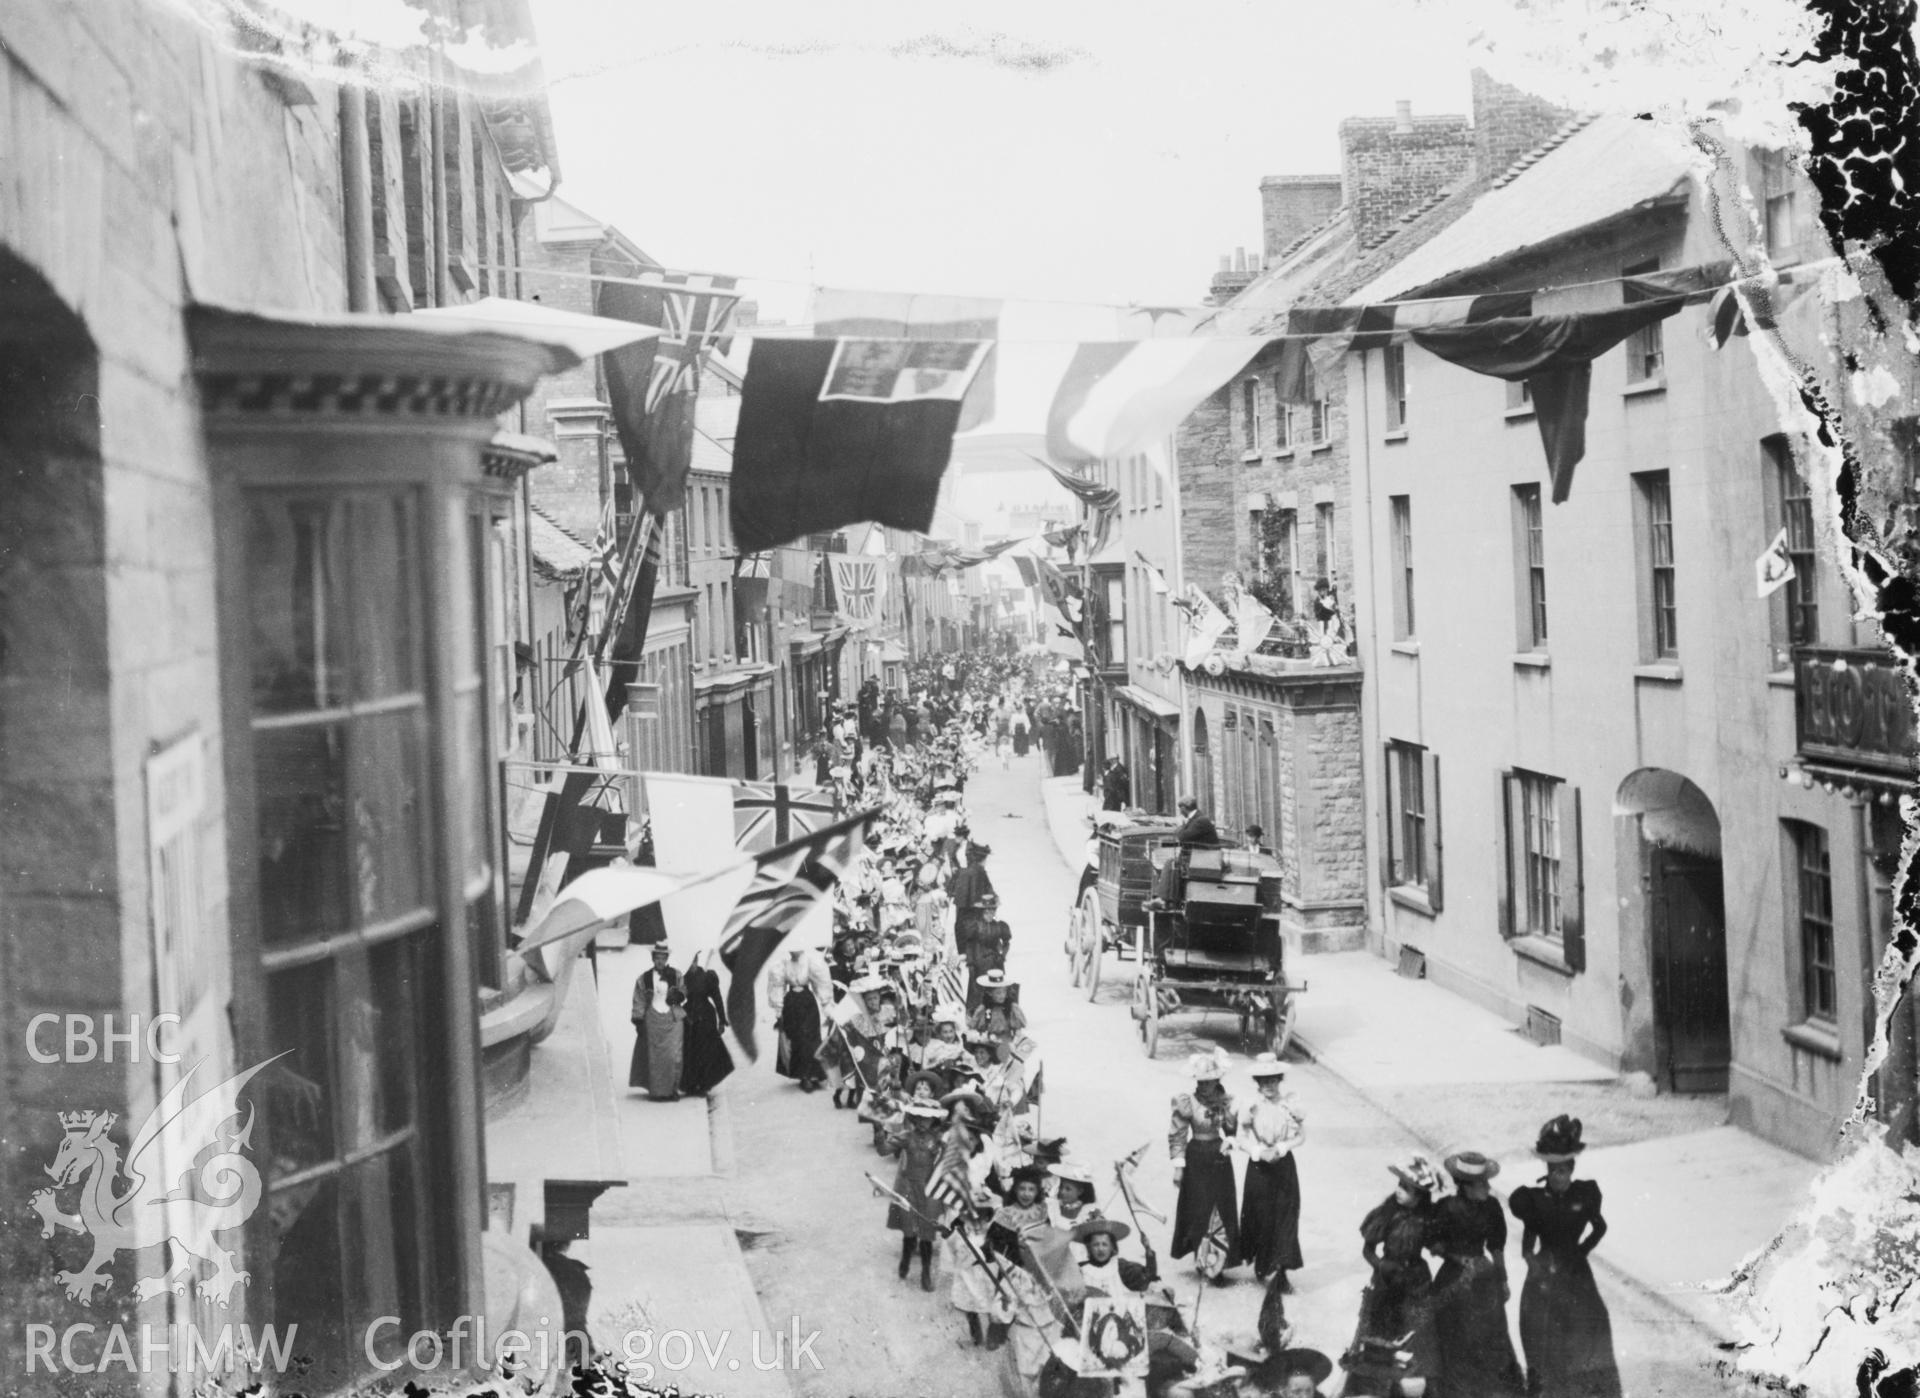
left=528, top=505, right=591, bottom=581
left=1345, top=115, right=1693, bottom=303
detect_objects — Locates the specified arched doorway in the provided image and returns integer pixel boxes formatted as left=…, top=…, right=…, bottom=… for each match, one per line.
left=1191, top=710, right=1213, bottom=816
left=1616, top=769, right=1729, bottom=1092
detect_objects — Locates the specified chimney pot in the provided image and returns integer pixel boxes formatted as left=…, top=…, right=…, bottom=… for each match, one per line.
left=1218, top=254, right=1231, bottom=272
left=1234, top=247, right=1247, bottom=272
left=1394, top=100, right=1414, bottom=133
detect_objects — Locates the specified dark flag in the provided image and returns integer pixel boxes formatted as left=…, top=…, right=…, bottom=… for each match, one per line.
left=719, top=806, right=878, bottom=1059
left=1408, top=297, right=1686, bottom=501
left=730, top=337, right=990, bottom=552
left=596, top=271, right=741, bottom=514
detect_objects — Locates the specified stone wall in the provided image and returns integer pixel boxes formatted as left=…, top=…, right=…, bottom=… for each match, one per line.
left=1259, top=174, right=1343, bottom=262
left=1175, top=386, right=1235, bottom=591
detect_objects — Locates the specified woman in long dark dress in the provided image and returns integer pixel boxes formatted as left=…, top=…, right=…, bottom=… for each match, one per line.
left=1430, top=1151, right=1527, bottom=1398
left=1510, top=1116, right=1623, bottom=1398
left=1234, top=1054, right=1305, bottom=1288
left=1168, top=1050, right=1239, bottom=1279
left=679, top=952, right=734, bottom=1096
left=1343, top=1156, right=1443, bottom=1397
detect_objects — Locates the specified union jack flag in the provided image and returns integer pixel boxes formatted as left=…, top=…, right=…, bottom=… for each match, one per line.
left=734, top=781, right=840, bottom=853
left=931, top=959, right=968, bottom=1012
left=718, top=806, right=878, bottom=1059
left=634, top=270, right=742, bottom=355
left=829, top=555, right=881, bottom=628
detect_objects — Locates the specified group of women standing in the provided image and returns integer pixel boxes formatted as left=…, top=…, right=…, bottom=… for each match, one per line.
left=1342, top=1117, right=1620, bottom=1398
left=1162, top=1047, right=1619, bottom=1398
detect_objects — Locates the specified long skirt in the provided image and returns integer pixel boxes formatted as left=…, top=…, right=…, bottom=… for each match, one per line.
left=1519, top=1250, right=1623, bottom=1398
left=629, top=1006, right=684, bottom=1099
left=776, top=989, right=823, bottom=1084
left=1345, top=1269, right=1438, bottom=1397
left=1012, top=729, right=1030, bottom=757
left=1235, top=1155, right=1304, bottom=1277
left=1169, top=1140, right=1239, bottom=1265
left=680, top=1006, right=735, bottom=1096
left=1434, top=1255, right=1527, bottom=1398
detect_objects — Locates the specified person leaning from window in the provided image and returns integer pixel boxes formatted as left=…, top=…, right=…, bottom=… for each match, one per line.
left=1244, top=823, right=1269, bottom=855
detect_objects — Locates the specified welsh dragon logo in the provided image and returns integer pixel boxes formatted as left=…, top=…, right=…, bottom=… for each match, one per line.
left=29, top=1054, right=284, bottom=1307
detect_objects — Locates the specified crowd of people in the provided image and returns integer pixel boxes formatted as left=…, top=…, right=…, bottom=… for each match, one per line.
left=623, top=647, right=1624, bottom=1398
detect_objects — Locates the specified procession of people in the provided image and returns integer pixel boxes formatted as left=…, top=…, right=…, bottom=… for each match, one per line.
left=619, top=649, right=1622, bottom=1398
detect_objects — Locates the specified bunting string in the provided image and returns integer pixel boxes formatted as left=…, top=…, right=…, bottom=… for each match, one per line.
left=467, top=253, right=1850, bottom=340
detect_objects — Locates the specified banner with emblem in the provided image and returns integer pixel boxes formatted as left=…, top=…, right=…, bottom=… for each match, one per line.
left=830, top=554, right=884, bottom=628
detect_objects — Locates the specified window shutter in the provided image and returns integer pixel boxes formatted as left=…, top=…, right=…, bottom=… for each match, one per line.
left=1382, top=743, right=1399, bottom=887
left=1559, top=782, right=1586, bottom=972
left=1497, top=771, right=1516, bottom=937
left=1423, top=750, right=1444, bottom=912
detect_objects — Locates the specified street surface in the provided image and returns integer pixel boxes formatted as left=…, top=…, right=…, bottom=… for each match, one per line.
left=724, top=748, right=1751, bottom=1397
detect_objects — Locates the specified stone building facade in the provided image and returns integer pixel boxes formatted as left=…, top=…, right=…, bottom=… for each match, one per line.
left=0, top=1, right=595, bottom=1388
left=1339, top=114, right=1895, bottom=1160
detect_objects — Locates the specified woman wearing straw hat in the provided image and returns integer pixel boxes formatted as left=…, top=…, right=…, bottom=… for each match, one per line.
left=1233, top=1054, right=1305, bottom=1291
left=1509, top=1116, right=1622, bottom=1398
left=1343, top=1155, right=1444, bottom=1397
left=1168, top=1049, right=1240, bottom=1280
left=1430, top=1151, right=1526, bottom=1398
left=1047, top=1160, right=1104, bottom=1252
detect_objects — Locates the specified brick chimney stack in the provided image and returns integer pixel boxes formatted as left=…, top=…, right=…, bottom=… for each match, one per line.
left=1470, top=69, right=1574, bottom=182
left=1338, top=100, right=1474, bottom=249
left=1259, top=174, right=1344, bottom=263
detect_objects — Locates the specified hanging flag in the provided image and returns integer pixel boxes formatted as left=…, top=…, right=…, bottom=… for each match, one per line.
left=1041, top=525, right=1083, bottom=560
left=579, top=654, right=620, bottom=768
left=830, top=554, right=884, bottom=627
left=1756, top=527, right=1798, bottom=597
left=813, top=290, right=1262, bottom=475
left=1036, top=455, right=1122, bottom=514
left=1404, top=296, right=1688, bottom=502
left=586, top=496, right=621, bottom=613
left=719, top=807, right=879, bottom=1059
left=1181, top=587, right=1231, bottom=668
left=1014, top=555, right=1040, bottom=588
left=812, top=288, right=1002, bottom=431
left=731, top=337, right=990, bottom=552
left=734, top=780, right=841, bottom=853
left=1134, top=552, right=1170, bottom=596
left=1233, top=590, right=1276, bottom=661
left=597, top=271, right=742, bottom=514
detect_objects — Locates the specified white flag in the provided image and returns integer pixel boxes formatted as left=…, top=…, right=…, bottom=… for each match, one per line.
left=1183, top=590, right=1232, bottom=668
left=1233, top=591, right=1276, bottom=661
left=1756, top=527, right=1797, bottom=598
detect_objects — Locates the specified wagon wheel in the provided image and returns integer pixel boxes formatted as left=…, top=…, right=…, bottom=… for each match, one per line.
left=1267, top=987, right=1298, bottom=1058
left=1134, top=922, right=1161, bottom=1058
left=1082, top=892, right=1105, bottom=1001
left=1066, top=902, right=1085, bottom=988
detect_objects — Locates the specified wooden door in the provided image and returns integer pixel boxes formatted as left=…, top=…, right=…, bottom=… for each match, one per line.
left=1650, top=848, right=1732, bottom=1093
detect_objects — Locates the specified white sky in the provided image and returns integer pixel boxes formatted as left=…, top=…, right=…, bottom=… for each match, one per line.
left=529, top=0, right=1481, bottom=316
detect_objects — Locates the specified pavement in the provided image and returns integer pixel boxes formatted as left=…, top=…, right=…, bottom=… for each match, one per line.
left=1037, top=773, right=1825, bottom=1343
left=483, top=935, right=792, bottom=1396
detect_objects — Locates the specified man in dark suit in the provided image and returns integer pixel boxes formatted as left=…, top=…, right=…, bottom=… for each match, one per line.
left=1172, top=797, right=1220, bottom=849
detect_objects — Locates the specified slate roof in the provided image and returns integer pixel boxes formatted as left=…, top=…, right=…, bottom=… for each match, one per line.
left=1345, top=115, right=1694, bottom=303
left=528, top=505, right=592, bottom=581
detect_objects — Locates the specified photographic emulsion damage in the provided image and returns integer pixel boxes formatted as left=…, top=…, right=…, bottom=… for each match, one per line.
left=1, top=1, right=1918, bottom=1396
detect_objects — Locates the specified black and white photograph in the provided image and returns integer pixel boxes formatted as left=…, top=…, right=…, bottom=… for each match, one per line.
left=2, top=0, right=1919, bottom=1396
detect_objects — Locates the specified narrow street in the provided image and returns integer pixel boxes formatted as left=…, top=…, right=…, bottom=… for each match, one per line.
left=725, top=748, right=1747, bottom=1397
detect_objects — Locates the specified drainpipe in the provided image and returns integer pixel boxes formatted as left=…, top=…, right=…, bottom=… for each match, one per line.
left=1356, top=349, right=1387, bottom=947
left=339, top=82, right=377, bottom=312
left=427, top=47, right=451, bottom=307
